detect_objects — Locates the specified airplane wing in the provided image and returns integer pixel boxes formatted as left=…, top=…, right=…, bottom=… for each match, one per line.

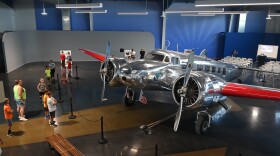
left=79, top=49, right=106, bottom=62
left=221, top=83, right=280, bottom=100
left=238, top=66, right=280, bottom=75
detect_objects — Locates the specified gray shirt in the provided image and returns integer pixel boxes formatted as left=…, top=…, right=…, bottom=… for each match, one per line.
left=47, top=97, right=56, bottom=112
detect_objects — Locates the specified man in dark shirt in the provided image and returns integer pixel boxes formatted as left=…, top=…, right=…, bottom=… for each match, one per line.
left=140, top=49, right=145, bottom=59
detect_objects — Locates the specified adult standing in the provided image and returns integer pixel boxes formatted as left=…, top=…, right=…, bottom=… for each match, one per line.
left=130, top=49, right=136, bottom=60
left=60, top=51, right=66, bottom=67
left=140, top=49, right=145, bottom=59
left=49, top=60, right=56, bottom=80
left=13, top=80, right=28, bottom=121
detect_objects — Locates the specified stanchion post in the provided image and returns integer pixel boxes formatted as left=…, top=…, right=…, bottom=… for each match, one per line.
left=98, top=116, right=108, bottom=144
left=74, top=65, right=80, bottom=79
left=68, top=97, right=76, bottom=119
left=155, top=144, right=158, bottom=156
left=56, top=74, right=61, bottom=90
left=56, top=74, right=64, bottom=103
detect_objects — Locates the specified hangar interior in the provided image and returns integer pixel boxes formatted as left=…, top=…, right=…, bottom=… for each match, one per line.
left=1, top=0, right=280, bottom=156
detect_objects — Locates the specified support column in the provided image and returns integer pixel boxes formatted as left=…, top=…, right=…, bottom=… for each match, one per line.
left=62, top=9, right=71, bottom=31
left=238, top=14, right=247, bottom=33
left=161, top=11, right=167, bottom=49
left=90, top=13, right=94, bottom=31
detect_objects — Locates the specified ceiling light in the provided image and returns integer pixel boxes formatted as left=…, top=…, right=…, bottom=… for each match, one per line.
left=75, top=9, right=107, bottom=14
left=117, top=0, right=148, bottom=15
left=181, top=13, right=215, bottom=16
left=41, top=2, right=47, bottom=15
left=266, top=15, right=272, bottom=20
left=117, top=12, right=148, bottom=15
left=195, top=0, right=280, bottom=7
left=199, top=11, right=249, bottom=15
left=165, top=8, right=224, bottom=14
left=56, top=3, right=103, bottom=9
left=269, top=13, right=280, bottom=16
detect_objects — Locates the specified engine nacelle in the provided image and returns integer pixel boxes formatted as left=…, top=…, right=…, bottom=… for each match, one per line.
left=172, top=71, right=227, bottom=109
left=100, top=58, right=127, bottom=86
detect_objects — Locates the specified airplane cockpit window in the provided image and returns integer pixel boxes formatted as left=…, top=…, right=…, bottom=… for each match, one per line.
left=218, top=67, right=221, bottom=73
left=212, top=67, right=216, bottom=73
left=164, top=56, right=170, bottom=63
left=171, top=57, right=179, bottom=65
left=145, top=53, right=165, bottom=62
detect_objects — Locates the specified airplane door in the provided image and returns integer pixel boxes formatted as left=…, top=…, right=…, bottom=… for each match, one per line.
left=0, top=33, right=6, bottom=73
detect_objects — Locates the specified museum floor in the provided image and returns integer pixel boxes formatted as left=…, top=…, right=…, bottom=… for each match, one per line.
left=0, top=62, right=280, bottom=156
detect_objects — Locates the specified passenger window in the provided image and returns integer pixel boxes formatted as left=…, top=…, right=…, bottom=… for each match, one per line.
left=222, top=68, right=226, bottom=75
left=171, top=57, right=179, bottom=65
left=212, top=67, right=216, bottom=73
left=164, top=56, right=170, bottom=63
left=205, top=66, right=210, bottom=72
left=197, top=64, right=203, bottom=71
left=218, top=68, right=221, bottom=73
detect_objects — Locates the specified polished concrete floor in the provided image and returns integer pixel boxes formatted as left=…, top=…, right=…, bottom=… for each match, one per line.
left=0, top=62, right=280, bottom=156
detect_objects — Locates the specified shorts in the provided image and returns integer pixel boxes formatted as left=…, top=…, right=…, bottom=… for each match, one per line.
left=49, top=111, right=55, bottom=118
left=6, top=119, right=12, bottom=126
left=39, top=92, right=45, bottom=97
left=46, top=76, right=51, bottom=81
left=44, top=107, right=49, bottom=112
left=15, top=99, right=25, bottom=107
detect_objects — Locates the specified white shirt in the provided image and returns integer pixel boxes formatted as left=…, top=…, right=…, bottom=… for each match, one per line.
left=47, top=97, right=56, bottom=112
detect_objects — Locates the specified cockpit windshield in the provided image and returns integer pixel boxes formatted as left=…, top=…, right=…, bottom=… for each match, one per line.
left=145, top=53, right=165, bottom=62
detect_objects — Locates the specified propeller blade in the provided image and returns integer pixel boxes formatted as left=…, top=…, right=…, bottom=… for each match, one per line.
left=100, top=41, right=111, bottom=102
left=174, top=96, right=184, bottom=131
left=173, top=51, right=195, bottom=131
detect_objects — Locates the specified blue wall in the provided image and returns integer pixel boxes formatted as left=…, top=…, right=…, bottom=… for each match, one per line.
left=245, top=11, right=267, bottom=33
left=165, top=14, right=228, bottom=59
left=93, top=1, right=162, bottom=48
left=34, top=0, right=62, bottom=30
left=70, top=9, right=90, bottom=31
left=224, top=33, right=280, bottom=60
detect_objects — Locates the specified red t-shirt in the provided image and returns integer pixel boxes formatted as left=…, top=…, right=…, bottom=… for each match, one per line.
left=68, top=62, right=72, bottom=69
left=60, top=53, right=65, bottom=60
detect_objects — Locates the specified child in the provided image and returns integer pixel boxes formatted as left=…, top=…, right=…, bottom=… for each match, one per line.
left=37, top=78, right=47, bottom=100
left=45, top=66, right=51, bottom=85
left=42, top=90, right=50, bottom=119
left=3, top=98, right=13, bottom=136
left=67, top=58, right=72, bottom=78
left=47, top=92, right=57, bottom=127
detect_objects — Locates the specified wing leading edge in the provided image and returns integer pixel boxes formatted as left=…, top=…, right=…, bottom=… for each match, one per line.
left=79, top=49, right=106, bottom=62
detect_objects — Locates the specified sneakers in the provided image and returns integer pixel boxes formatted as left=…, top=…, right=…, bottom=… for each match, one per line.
left=20, top=117, right=28, bottom=121
left=7, top=133, right=13, bottom=137
left=18, top=115, right=26, bottom=119
left=50, top=123, right=57, bottom=127
left=45, top=115, right=50, bottom=120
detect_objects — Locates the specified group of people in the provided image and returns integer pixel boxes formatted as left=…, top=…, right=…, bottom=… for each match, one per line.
left=125, top=48, right=146, bottom=60
left=60, top=51, right=72, bottom=84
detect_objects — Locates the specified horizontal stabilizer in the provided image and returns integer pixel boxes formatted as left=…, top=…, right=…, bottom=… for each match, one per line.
left=79, top=49, right=106, bottom=61
left=221, top=83, right=280, bottom=101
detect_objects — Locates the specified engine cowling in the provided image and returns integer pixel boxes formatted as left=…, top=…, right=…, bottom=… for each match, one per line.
left=172, top=71, right=227, bottom=109
left=100, top=58, right=126, bottom=86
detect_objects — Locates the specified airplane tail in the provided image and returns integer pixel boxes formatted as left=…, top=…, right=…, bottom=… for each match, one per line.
left=221, top=83, right=280, bottom=101
left=199, top=49, right=207, bottom=57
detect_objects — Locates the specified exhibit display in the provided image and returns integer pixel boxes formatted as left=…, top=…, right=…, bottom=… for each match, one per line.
left=80, top=45, right=280, bottom=134
left=257, top=44, right=279, bottom=59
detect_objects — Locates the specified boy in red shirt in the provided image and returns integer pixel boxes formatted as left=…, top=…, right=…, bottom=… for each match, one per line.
left=3, top=98, right=13, bottom=136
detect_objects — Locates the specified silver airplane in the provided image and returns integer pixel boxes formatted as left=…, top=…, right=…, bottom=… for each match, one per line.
left=80, top=44, right=280, bottom=135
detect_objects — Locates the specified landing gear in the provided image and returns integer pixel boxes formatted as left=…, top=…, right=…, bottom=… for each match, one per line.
left=237, top=79, right=242, bottom=83
left=195, top=111, right=211, bottom=135
left=123, top=88, right=135, bottom=107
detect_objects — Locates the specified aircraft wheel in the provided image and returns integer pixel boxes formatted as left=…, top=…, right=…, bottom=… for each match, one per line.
left=122, top=89, right=135, bottom=107
left=195, top=115, right=209, bottom=135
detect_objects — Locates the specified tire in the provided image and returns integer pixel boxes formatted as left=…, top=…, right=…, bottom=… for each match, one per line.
left=237, top=79, right=242, bottom=83
left=195, top=115, right=209, bottom=135
left=122, top=90, right=135, bottom=107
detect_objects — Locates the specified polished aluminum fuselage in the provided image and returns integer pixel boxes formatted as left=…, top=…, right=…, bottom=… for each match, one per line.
left=110, top=49, right=242, bottom=91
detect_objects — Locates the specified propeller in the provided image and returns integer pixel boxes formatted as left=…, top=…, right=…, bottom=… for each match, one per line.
left=100, top=41, right=111, bottom=102
left=174, top=51, right=195, bottom=131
